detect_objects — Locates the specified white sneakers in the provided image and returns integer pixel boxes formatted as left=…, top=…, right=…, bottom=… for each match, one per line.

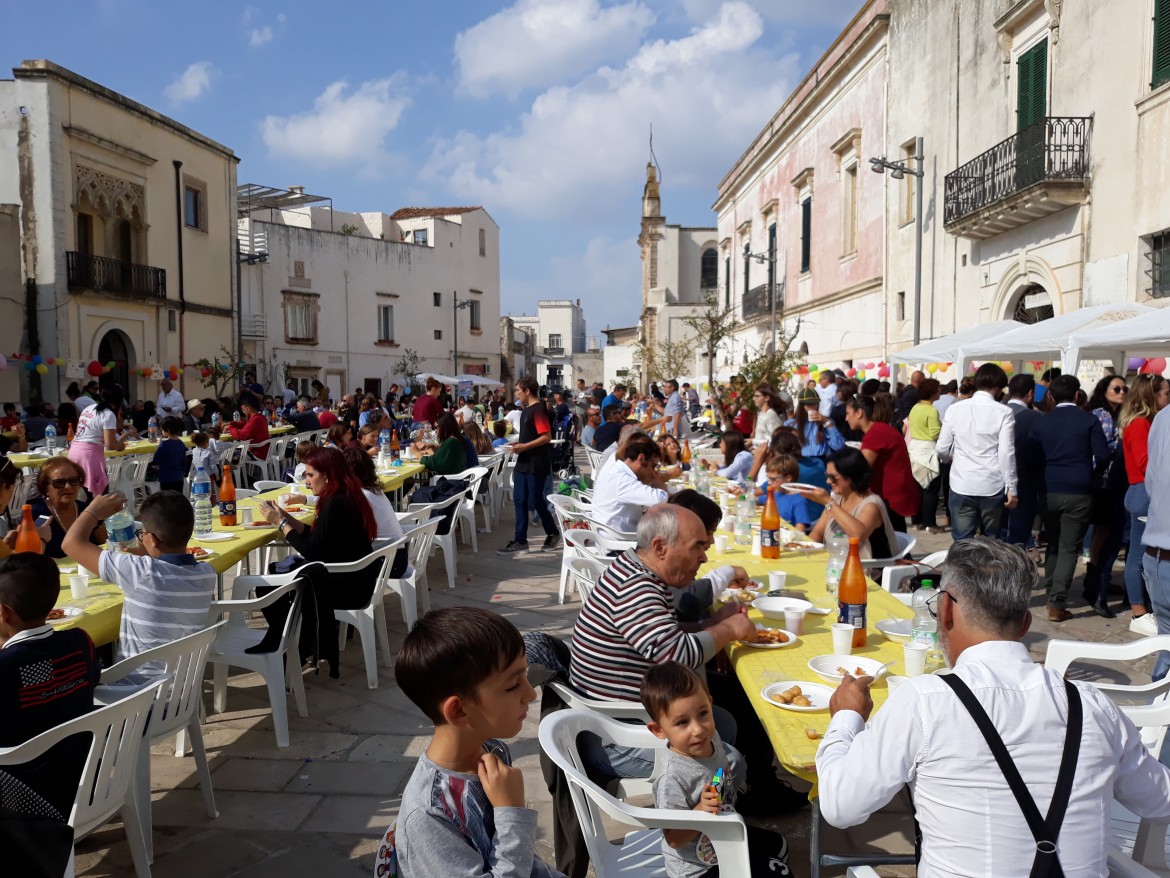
left=1130, top=612, right=1160, bottom=637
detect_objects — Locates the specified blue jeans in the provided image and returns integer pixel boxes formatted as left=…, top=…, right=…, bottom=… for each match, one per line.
left=513, top=470, right=556, bottom=544
left=1125, top=483, right=1150, bottom=608
left=1004, top=484, right=1040, bottom=547
left=949, top=490, right=1006, bottom=541
left=1141, top=552, right=1170, bottom=680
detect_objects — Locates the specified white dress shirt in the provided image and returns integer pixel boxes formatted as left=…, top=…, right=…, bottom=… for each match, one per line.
left=815, top=383, right=837, bottom=417
left=156, top=389, right=187, bottom=416
left=816, top=641, right=1170, bottom=878
left=935, top=391, right=1017, bottom=497
left=590, top=459, right=667, bottom=533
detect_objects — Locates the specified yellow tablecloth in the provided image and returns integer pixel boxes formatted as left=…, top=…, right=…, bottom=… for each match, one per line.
left=701, top=542, right=914, bottom=783
left=378, top=461, right=426, bottom=494
left=10, top=425, right=297, bottom=469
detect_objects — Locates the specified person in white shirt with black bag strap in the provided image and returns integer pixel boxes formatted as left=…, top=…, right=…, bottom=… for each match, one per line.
left=816, top=537, right=1170, bottom=878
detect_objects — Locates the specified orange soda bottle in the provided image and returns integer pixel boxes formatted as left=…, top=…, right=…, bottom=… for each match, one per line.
left=760, top=485, right=780, bottom=560
left=681, top=439, right=692, bottom=465
left=219, top=464, right=238, bottom=526
left=838, top=537, right=868, bottom=648
left=14, top=504, right=44, bottom=554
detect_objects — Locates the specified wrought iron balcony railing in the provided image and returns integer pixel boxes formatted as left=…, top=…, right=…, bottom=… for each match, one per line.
left=742, top=283, right=772, bottom=320
left=544, top=346, right=565, bottom=356
left=66, top=251, right=167, bottom=299
left=943, top=117, right=1091, bottom=227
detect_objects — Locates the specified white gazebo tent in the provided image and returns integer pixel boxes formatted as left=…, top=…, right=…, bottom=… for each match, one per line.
left=417, top=372, right=460, bottom=385
left=890, top=320, right=1024, bottom=369
left=957, top=303, right=1153, bottom=375
left=1065, top=306, right=1170, bottom=374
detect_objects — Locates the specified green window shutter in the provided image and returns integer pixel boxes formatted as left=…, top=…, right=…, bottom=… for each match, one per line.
left=1155, top=0, right=1170, bottom=89
left=1017, top=40, right=1047, bottom=130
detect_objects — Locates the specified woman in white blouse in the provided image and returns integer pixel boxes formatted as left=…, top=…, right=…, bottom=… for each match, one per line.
left=67, top=389, right=135, bottom=494
left=343, top=447, right=407, bottom=576
left=749, top=383, right=785, bottom=447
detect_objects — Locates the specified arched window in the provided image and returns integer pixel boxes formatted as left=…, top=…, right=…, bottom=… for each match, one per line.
left=700, top=248, right=718, bottom=290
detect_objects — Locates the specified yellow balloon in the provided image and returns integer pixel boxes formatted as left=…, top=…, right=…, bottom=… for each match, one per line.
left=35, top=363, right=48, bottom=375
left=926, top=363, right=938, bottom=374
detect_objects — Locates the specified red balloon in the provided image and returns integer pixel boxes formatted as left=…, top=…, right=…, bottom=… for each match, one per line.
left=86, top=361, right=103, bottom=377
left=846, top=368, right=857, bottom=378
left=1149, top=357, right=1168, bottom=374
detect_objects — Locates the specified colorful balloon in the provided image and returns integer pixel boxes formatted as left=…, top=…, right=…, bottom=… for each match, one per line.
left=1149, top=357, right=1168, bottom=375
left=35, top=363, right=48, bottom=375
left=926, top=363, right=938, bottom=374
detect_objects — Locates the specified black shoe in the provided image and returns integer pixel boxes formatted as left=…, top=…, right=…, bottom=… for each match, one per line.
left=1094, top=602, right=1116, bottom=619
left=542, top=534, right=562, bottom=553
left=497, top=540, right=529, bottom=555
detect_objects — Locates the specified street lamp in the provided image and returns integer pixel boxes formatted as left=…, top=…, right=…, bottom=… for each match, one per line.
left=870, top=136, right=925, bottom=346
left=452, top=289, right=473, bottom=376
left=742, top=241, right=783, bottom=356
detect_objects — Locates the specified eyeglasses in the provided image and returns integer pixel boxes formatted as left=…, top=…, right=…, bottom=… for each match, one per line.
left=825, top=473, right=841, bottom=484
left=48, top=477, right=83, bottom=489
left=134, top=528, right=160, bottom=544
left=925, top=588, right=958, bottom=619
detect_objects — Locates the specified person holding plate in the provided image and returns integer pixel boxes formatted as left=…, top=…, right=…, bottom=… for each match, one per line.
left=802, top=447, right=896, bottom=561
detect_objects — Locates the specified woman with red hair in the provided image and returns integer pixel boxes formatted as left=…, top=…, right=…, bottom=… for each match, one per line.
left=256, top=446, right=378, bottom=677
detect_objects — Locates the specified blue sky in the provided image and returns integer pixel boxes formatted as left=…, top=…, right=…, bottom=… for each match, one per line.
left=1, top=0, right=857, bottom=334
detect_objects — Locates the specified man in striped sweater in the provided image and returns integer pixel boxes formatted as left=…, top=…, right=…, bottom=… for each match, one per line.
left=571, top=505, right=755, bottom=783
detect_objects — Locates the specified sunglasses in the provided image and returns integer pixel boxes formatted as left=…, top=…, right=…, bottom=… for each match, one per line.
left=825, top=473, right=841, bottom=484
left=49, top=477, right=83, bottom=489
left=1109, top=385, right=1128, bottom=393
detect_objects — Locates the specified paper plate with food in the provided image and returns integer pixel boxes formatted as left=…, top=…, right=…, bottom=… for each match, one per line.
left=718, top=586, right=759, bottom=605
left=761, top=681, right=832, bottom=711
left=779, top=482, right=820, bottom=495
left=808, top=654, right=887, bottom=684
left=186, top=546, right=216, bottom=560
left=47, top=606, right=82, bottom=624
left=738, top=625, right=798, bottom=649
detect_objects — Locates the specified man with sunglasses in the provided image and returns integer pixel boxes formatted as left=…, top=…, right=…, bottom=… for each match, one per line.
left=816, top=538, right=1170, bottom=877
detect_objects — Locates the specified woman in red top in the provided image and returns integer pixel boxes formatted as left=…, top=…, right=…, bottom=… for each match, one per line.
left=846, top=393, right=920, bottom=531
left=411, top=377, right=444, bottom=428
left=1120, top=374, right=1169, bottom=627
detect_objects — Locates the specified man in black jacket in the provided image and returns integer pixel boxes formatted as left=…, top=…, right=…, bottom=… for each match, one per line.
left=1004, top=374, right=1043, bottom=548
left=1029, top=375, right=1110, bottom=621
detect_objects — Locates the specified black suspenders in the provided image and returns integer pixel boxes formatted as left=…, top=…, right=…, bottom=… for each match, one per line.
left=938, top=674, right=1083, bottom=878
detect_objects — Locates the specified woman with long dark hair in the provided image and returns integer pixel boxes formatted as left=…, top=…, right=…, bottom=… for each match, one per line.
left=750, top=384, right=785, bottom=446
left=788, top=388, right=845, bottom=459
left=803, top=447, right=897, bottom=560
left=846, top=393, right=919, bottom=531
left=422, top=413, right=469, bottom=474
left=705, top=430, right=754, bottom=480
left=1084, top=375, right=1131, bottom=616
left=68, top=389, right=134, bottom=494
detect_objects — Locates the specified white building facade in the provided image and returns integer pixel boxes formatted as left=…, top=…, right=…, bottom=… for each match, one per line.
left=511, top=299, right=587, bottom=389
left=238, top=203, right=500, bottom=401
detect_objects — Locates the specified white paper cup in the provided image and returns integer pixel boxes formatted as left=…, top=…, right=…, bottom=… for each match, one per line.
left=831, top=622, right=854, bottom=655
left=784, top=609, right=805, bottom=636
left=903, top=642, right=928, bottom=676
left=887, top=674, right=910, bottom=693
left=69, top=574, right=89, bottom=601
left=713, top=534, right=729, bottom=553
left=768, top=570, right=787, bottom=591
left=240, top=507, right=254, bottom=526
left=721, top=513, right=736, bottom=532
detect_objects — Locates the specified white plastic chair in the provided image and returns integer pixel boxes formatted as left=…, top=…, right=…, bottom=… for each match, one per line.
left=241, top=438, right=279, bottom=486
left=1108, top=697, right=1170, bottom=875
left=866, top=531, right=917, bottom=570
left=585, top=516, right=638, bottom=545
left=396, top=517, right=442, bottom=622
left=880, top=549, right=947, bottom=599
left=407, top=491, right=468, bottom=590
left=113, top=456, right=151, bottom=515
left=548, top=494, right=595, bottom=602
left=98, top=623, right=225, bottom=862
left=206, top=571, right=310, bottom=748
left=0, top=680, right=164, bottom=878
left=585, top=446, right=606, bottom=474
left=539, top=709, right=751, bottom=877
left=432, top=466, right=489, bottom=550
left=565, top=555, right=609, bottom=606
left=331, top=539, right=407, bottom=689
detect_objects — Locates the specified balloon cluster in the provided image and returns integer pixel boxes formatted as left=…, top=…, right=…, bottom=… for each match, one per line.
left=1138, top=357, right=1168, bottom=375
left=796, top=361, right=893, bottom=382
left=130, top=364, right=184, bottom=381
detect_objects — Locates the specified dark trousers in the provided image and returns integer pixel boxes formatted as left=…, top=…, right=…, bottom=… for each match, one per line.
left=513, top=471, right=556, bottom=543
left=1041, top=492, right=1092, bottom=608
left=1005, top=483, right=1041, bottom=547
left=918, top=474, right=942, bottom=527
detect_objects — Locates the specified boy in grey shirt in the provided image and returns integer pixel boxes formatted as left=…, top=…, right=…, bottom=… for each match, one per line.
left=642, top=662, right=789, bottom=877
left=378, top=607, right=563, bottom=878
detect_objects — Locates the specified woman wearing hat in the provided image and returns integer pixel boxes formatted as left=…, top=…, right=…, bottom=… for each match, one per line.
left=787, top=386, right=845, bottom=459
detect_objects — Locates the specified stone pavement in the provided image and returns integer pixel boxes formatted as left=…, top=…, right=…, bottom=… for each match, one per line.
left=75, top=491, right=1154, bottom=877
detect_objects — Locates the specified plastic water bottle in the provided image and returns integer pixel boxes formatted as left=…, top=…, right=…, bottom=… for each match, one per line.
left=379, top=428, right=390, bottom=454
left=191, top=467, right=213, bottom=536
left=106, top=509, right=135, bottom=551
left=475, top=410, right=483, bottom=427
left=232, top=410, right=240, bottom=423
left=912, top=578, right=941, bottom=665
left=825, top=524, right=849, bottom=595
left=147, top=415, right=159, bottom=442
left=44, top=423, right=57, bottom=454
left=211, top=412, right=220, bottom=430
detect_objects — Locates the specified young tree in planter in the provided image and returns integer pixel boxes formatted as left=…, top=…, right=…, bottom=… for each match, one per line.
left=192, top=346, right=249, bottom=400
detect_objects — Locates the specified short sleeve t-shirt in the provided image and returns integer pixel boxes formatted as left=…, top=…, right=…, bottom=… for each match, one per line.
left=73, top=406, right=117, bottom=445
left=411, top=394, right=443, bottom=425
left=515, top=402, right=551, bottom=475
left=861, top=421, right=920, bottom=518
left=664, top=392, right=688, bottom=437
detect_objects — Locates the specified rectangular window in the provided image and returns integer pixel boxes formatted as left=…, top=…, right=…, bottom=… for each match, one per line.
left=434, top=329, right=442, bottom=340
left=76, top=213, right=93, bottom=254
left=724, top=256, right=731, bottom=308
left=1016, top=39, right=1048, bottom=131
left=469, top=299, right=481, bottom=330
left=842, top=164, right=858, bottom=254
left=1156, top=0, right=1170, bottom=88
left=377, top=304, right=395, bottom=342
left=168, top=309, right=177, bottom=332
left=283, top=291, right=319, bottom=343
left=184, top=187, right=202, bottom=229
left=549, top=333, right=562, bottom=349
left=896, top=290, right=906, bottom=321
left=433, top=291, right=442, bottom=307
left=479, top=228, right=486, bottom=256
left=800, top=197, right=812, bottom=273
left=1147, top=230, right=1170, bottom=299
left=414, top=228, right=428, bottom=246
left=287, top=304, right=311, bottom=339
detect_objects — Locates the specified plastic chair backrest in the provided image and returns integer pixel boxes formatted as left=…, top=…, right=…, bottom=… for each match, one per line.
left=566, top=556, right=608, bottom=604
left=99, top=622, right=225, bottom=739
left=403, top=517, right=442, bottom=572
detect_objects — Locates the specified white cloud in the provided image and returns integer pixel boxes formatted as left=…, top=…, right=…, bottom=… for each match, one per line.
left=428, top=1, right=798, bottom=219
left=249, top=25, right=273, bottom=46
left=164, top=62, right=214, bottom=103
left=260, top=76, right=411, bottom=166
left=455, top=0, right=655, bottom=99
left=505, top=235, right=641, bottom=324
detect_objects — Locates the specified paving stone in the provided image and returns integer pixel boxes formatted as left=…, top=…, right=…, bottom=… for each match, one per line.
left=283, top=759, right=413, bottom=795
left=298, top=794, right=400, bottom=835
left=347, top=733, right=430, bottom=762
left=210, top=757, right=306, bottom=792
left=150, top=789, right=322, bottom=832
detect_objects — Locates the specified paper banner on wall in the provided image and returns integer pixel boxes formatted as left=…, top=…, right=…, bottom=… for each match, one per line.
left=66, top=359, right=87, bottom=379
left=150, top=364, right=165, bottom=380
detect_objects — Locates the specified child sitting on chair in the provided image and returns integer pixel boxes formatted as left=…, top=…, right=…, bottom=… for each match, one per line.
left=642, top=661, right=790, bottom=877
left=378, top=607, right=564, bottom=877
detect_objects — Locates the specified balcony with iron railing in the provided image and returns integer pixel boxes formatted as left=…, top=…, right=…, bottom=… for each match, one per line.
left=543, top=346, right=565, bottom=356
left=742, top=283, right=773, bottom=321
left=943, top=117, right=1092, bottom=239
left=66, top=251, right=166, bottom=300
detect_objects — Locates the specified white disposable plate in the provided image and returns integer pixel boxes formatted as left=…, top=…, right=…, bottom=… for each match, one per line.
left=779, top=482, right=819, bottom=494
left=739, top=625, right=798, bottom=649
left=752, top=596, right=813, bottom=620
left=186, top=549, right=216, bottom=560
left=876, top=618, right=912, bottom=644
left=781, top=540, right=824, bottom=553
left=58, top=565, right=77, bottom=574
left=718, top=587, right=759, bottom=605
left=808, top=654, right=886, bottom=684
left=48, top=606, right=82, bottom=624
left=191, top=532, right=236, bottom=543
left=761, top=681, right=833, bottom=711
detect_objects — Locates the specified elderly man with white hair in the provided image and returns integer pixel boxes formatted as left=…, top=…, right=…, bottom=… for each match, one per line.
left=817, top=537, right=1170, bottom=877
